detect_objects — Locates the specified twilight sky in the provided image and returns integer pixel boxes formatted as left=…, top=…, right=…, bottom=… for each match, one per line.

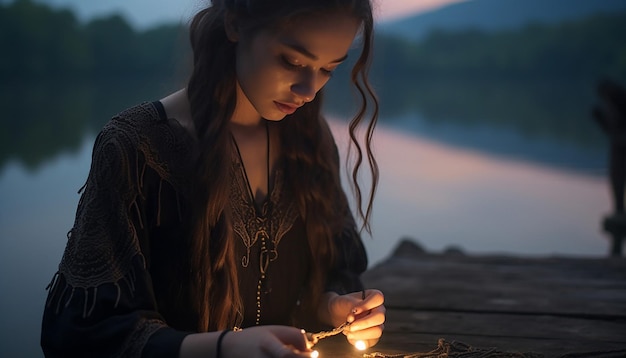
left=29, top=0, right=467, bottom=29
left=377, top=0, right=466, bottom=21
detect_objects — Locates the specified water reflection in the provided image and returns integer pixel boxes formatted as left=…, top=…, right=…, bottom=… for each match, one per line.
left=330, top=121, right=610, bottom=265
left=384, top=111, right=606, bottom=177
left=0, top=78, right=182, bottom=171
left=0, top=138, right=93, bottom=358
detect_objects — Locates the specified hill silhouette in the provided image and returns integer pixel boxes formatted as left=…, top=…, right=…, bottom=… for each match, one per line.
left=379, top=0, right=626, bottom=41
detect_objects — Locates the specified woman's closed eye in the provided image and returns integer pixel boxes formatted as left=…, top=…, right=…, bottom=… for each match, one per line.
left=320, top=67, right=335, bottom=77
left=281, top=55, right=335, bottom=77
left=281, top=55, right=305, bottom=69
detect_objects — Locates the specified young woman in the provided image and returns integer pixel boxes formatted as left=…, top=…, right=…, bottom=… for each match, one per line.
left=42, top=0, right=385, bottom=357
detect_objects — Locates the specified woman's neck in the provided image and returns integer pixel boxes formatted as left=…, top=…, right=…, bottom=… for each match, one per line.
left=230, top=81, right=263, bottom=127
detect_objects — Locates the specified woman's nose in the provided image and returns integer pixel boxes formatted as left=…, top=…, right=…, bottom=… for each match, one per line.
left=291, top=71, right=317, bottom=103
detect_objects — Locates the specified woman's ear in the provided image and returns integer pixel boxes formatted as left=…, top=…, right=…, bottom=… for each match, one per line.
left=224, top=11, right=239, bottom=42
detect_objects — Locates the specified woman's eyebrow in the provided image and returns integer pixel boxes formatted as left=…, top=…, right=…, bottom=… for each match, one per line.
left=281, top=40, right=349, bottom=64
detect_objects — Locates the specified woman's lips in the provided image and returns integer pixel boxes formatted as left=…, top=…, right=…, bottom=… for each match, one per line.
left=274, top=101, right=299, bottom=115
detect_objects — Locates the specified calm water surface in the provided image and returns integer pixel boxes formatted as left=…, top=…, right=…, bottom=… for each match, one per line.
left=0, top=116, right=612, bottom=357
left=334, top=121, right=610, bottom=261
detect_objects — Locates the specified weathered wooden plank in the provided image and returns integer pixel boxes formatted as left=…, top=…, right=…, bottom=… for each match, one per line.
left=380, top=309, right=626, bottom=355
left=372, top=332, right=626, bottom=358
left=350, top=241, right=626, bottom=357
left=314, top=312, right=626, bottom=357
left=362, top=251, right=626, bottom=317
left=382, top=309, right=626, bottom=342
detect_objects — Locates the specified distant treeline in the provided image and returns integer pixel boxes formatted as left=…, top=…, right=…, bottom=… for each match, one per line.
left=370, top=11, right=626, bottom=85
left=2, top=0, right=625, bottom=84
left=0, top=0, right=620, bottom=170
left=0, top=0, right=189, bottom=81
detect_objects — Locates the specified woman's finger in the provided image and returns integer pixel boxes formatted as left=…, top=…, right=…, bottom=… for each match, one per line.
left=347, top=305, right=386, bottom=332
left=345, top=324, right=385, bottom=341
left=352, top=289, right=384, bottom=315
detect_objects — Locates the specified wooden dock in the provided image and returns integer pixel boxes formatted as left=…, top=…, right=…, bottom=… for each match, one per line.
left=314, top=240, right=626, bottom=358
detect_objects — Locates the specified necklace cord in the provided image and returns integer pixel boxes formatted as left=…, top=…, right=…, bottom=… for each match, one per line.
left=230, top=120, right=272, bottom=325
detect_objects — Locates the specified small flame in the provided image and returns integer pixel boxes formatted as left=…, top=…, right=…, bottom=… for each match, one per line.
left=311, top=350, right=320, bottom=358
left=355, top=340, right=367, bottom=351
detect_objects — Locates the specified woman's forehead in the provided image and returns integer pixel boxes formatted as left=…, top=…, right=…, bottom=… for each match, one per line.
left=268, top=12, right=360, bottom=59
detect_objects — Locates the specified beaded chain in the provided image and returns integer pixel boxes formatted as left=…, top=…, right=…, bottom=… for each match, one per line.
left=255, top=226, right=271, bottom=325
left=232, top=122, right=273, bottom=326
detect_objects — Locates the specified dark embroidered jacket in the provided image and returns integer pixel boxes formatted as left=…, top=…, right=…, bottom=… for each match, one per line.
left=41, top=102, right=367, bottom=358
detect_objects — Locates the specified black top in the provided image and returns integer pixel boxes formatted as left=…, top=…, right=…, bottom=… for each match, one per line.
left=41, top=102, right=367, bottom=357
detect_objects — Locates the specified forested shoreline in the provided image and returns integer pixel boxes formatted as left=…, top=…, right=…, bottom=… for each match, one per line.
left=2, top=0, right=624, bottom=83
left=1, top=0, right=623, bottom=169
left=0, top=0, right=189, bottom=81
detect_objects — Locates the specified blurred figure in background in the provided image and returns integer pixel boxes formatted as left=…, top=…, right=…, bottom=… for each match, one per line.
left=593, top=79, right=626, bottom=213
left=593, top=78, right=626, bottom=256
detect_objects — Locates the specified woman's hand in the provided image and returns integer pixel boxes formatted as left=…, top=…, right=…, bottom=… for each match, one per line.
left=321, top=289, right=386, bottom=349
left=226, top=326, right=313, bottom=357
left=180, top=325, right=313, bottom=358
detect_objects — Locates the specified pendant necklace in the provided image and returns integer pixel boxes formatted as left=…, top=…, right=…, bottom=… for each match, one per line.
left=231, top=120, right=272, bottom=325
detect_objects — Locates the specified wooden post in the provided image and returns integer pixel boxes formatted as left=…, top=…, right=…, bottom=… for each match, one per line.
left=592, top=78, right=626, bottom=256
left=602, top=215, right=625, bottom=256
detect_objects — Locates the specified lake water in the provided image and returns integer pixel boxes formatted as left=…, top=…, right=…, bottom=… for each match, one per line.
left=0, top=107, right=614, bottom=357
left=329, top=116, right=611, bottom=263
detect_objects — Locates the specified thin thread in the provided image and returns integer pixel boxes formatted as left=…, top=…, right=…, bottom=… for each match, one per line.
left=64, top=288, right=76, bottom=308
left=157, top=179, right=163, bottom=226
left=114, top=282, right=121, bottom=308
left=363, top=339, right=544, bottom=358
left=87, top=287, right=98, bottom=316
left=82, top=288, right=88, bottom=318
left=139, top=161, right=147, bottom=197
left=45, top=272, right=60, bottom=308
left=55, top=284, right=69, bottom=314
left=131, top=200, right=144, bottom=229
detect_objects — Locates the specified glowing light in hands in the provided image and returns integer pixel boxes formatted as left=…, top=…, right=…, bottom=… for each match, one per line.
left=355, top=340, right=367, bottom=351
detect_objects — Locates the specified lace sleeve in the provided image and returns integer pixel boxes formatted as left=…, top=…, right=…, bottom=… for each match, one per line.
left=41, top=115, right=189, bottom=358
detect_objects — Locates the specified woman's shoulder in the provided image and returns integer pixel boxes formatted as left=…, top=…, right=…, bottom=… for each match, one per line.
left=108, top=101, right=173, bottom=136
left=94, top=101, right=194, bottom=181
left=106, top=101, right=193, bottom=149
left=114, top=101, right=161, bottom=123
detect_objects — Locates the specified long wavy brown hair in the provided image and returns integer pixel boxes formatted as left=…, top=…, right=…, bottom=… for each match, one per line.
left=180, top=0, right=379, bottom=331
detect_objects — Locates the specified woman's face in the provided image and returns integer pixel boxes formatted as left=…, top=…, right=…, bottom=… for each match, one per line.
left=234, top=11, right=360, bottom=121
